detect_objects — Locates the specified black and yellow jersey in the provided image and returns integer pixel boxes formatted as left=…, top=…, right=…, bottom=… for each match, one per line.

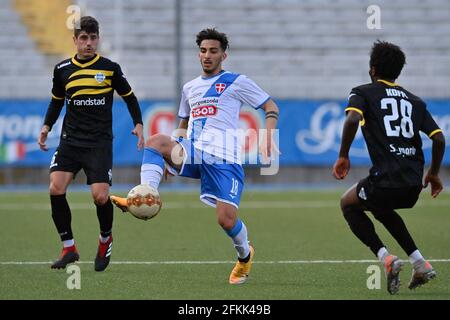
left=346, top=79, right=442, bottom=188
left=46, top=53, right=141, bottom=147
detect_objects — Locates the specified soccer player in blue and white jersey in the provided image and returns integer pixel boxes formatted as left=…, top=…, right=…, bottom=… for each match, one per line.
left=111, top=28, right=279, bottom=284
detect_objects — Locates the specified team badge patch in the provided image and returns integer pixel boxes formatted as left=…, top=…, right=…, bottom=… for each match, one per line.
left=95, top=72, right=106, bottom=83
left=215, top=83, right=226, bottom=94
left=358, top=187, right=367, bottom=200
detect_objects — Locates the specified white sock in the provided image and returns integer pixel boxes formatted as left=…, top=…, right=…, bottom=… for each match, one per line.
left=409, top=249, right=425, bottom=265
left=63, top=239, right=75, bottom=248
left=230, top=222, right=250, bottom=259
left=99, top=235, right=111, bottom=244
left=140, top=164, right=163, bottom=190
left=377, top=247, right=389, bottom=263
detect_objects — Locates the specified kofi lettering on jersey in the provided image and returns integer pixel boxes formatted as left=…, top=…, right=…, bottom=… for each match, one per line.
left=346, top=80, right=441, bottom=187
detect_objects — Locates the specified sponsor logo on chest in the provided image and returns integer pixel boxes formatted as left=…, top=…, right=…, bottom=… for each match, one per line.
left=191, top=105, right=217, bottom=118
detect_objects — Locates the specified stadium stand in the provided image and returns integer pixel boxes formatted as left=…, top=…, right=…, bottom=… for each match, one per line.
left=0, top=0, right=51, bottom=98
left=14, top=0, right=74, bottom=57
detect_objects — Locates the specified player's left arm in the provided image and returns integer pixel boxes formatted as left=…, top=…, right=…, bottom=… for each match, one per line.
left=260, top=99, right=280, bottom=161
left=233, top=75, right=280, bottom=161
left=421, top=109, right=446, bottom=197
left=112, top=63, right=144, bottom=150
left=424, top=131, right=445, bottom=197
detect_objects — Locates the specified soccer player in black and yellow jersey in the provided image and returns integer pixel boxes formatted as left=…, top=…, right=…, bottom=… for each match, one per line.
left=37, top=16, right=144, bottom=272
left=333, top=41, right=445, bottom=294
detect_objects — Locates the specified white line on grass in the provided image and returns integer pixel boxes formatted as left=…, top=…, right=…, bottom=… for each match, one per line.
left=1, top=259, right=450, bottom=265
left=0, top=201, right=334, bottom=210
left=1, top=199, right=450, bottom=211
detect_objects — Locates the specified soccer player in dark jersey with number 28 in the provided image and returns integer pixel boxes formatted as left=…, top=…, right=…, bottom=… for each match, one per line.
left=333, top=41, right=445, bottom=294
left=37, top=16, right=144, bottom=272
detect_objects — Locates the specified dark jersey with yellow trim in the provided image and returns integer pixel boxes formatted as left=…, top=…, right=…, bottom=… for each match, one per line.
left=49, top=54, right=136, bottom=147
left=346, top=80, right=441, bottom=188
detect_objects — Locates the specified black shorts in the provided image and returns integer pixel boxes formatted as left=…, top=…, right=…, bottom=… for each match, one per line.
left=49, top=143, right=112, bottom=185
left=356, top=176, right=422, bottom=211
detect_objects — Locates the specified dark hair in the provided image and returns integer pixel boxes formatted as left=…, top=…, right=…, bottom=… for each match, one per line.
left=370, top=40, right=406, bottom=80
left=74, top=16, right=99, bottom=37
left=196, top=28, right=229, bottom=51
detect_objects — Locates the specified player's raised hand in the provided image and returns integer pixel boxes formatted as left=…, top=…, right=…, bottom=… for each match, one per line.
left=332, top=157, right=350, bottom=180
left=132, top=123, right=144, bottom=150
left=423, top=171, right=443, bottom=198
left=37, top=125, right=50, bottom=151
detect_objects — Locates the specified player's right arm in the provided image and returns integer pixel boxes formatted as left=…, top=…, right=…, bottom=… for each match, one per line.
left=164, top=87, right=190, bottom=180
left=333, top=111, right=360, bottom=179
left=175, top=86, right=190, bottom=139
left=333, top=88, right=366, bottom=180
left=174, top=118, right=189, bottom=138
left=38, top=66, right=65, bottom=151
left=163, top=118, right=188, bottom=181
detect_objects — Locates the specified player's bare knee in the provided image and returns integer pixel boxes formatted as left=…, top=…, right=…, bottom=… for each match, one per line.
left=145, top=134, right=167, bottom=151
left=146, top=134, right=176, bottom=161
left=93, top=193, right=109, bottom=205
left=217, top=216, right=235, bottom=230
left=217, top=209, right=236, bottom=230
left=49, top=182, right=66, bottom=195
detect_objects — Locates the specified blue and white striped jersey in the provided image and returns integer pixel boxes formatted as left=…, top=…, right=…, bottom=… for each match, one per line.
left=178, top=70, right=270, bottom=164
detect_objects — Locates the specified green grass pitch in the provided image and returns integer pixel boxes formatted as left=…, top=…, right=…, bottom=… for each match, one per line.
left=0, top=189, right=449, bottom=300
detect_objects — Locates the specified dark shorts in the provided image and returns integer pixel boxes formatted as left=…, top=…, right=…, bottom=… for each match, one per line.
left=49, top=143, right=112, bottom=185
left=356, top=176, right=422, bottom=211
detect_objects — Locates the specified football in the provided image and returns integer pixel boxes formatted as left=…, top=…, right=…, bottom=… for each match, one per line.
left=126, top=184, right=162, bottom=220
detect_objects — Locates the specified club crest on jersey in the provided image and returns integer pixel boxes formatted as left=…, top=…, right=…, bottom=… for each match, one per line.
left=95, top=72, right=106, bottom=83
left=358, top=187, right=367, bottom=200
left=215, top=83, right=226, bottom=94
left=191, top=105, right=217, bottom=118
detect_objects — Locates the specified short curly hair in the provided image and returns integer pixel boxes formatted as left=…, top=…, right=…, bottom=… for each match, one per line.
left=196, top=28, right=229, bottom=51
left=370, top=40, right=406, bottom=80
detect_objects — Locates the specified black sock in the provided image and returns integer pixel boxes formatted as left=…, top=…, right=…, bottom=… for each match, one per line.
left=50, top=194, right=73, bottom=241
left=96, top=199, right=113, bottom=238
left=372, top=210, right=418, bottom=256
left=342, top=206, right=385, bottom=256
